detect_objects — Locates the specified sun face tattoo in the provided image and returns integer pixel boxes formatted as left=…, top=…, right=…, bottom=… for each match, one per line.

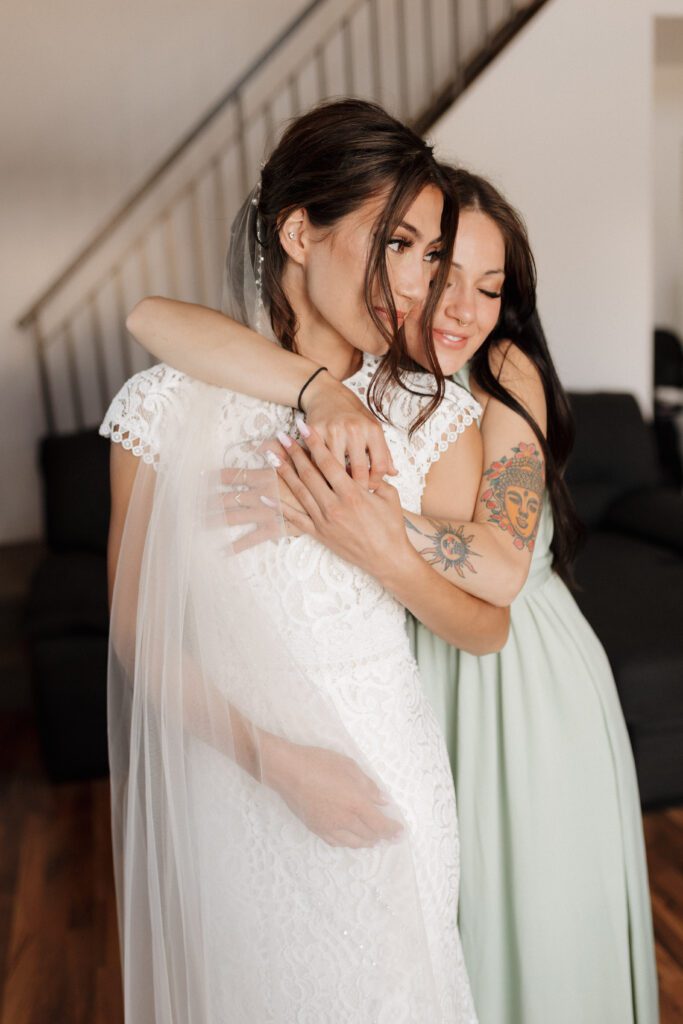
left=404, top=518, right=481, bottom=577
left=480, top=441, right=544, bottom=552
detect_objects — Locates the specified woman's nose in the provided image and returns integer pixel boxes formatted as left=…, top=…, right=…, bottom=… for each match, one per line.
left=395, top=254, right=432, bottom=307
left=445, top=286, right=475, bottom=327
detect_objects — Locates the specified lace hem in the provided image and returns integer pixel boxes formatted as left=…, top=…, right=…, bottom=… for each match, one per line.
left=99, top=363, right=190, bottom=466
left=98, top=420, right=160, bottom=464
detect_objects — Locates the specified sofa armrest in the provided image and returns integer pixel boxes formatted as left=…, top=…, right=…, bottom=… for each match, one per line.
left=604, top=486, right=683, bottom=555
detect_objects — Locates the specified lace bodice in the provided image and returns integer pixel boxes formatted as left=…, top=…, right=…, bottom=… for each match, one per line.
left=101, top=356, right=481, bottom=666
left=100, top=355, right=480, bottom=510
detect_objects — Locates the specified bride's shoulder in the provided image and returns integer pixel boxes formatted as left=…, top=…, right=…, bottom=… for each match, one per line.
left=99, top=363, right=193, bottom=463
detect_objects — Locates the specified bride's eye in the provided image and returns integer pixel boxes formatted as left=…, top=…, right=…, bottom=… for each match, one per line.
left=387, top=236, right=412, bottom=253
left=424, top=249, right=445, bottom=264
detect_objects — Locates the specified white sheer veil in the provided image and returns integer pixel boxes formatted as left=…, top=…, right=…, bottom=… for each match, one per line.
left=107, top=181, right=441, bottom=1022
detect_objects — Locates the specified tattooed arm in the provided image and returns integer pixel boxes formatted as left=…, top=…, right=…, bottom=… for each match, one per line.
left=408, top=343, right=548, bottom=607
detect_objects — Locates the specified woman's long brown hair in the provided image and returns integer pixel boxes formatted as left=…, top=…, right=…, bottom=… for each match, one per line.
left=445, top=166, right=583, bottom=582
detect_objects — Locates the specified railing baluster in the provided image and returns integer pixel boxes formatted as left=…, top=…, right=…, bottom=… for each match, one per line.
left=136, top=238, right=152, bottom=297
left=262, top=100, right=275, bottom=152
left=162, top=211, right=180, bottom=297
left=315, top=43, right=328, bottom=100
left=479, top=0, right=490, bottom=46
left=396, top=0, right=409, bottom=119
left=134, top=242, right=157, bottom=366
left=88, top=295, right=110, bottom=411
left=342, top=18, right=355, bottom=96
left=189, top=184, right=208, bottom=305
left=63, top=321, right=85, bottom=430
left=423, top=0, right=434, bottom=103
left=289, top=72, right=301, bottom=116
left=451, top=0, right=463, bottom=89
left=368, top=0, right=382, bottom=103
left=114, top=268, right=133, bottom=379
left=234, top=92, right=250, bottom=198
left=31, top=316, right=56, bottom=434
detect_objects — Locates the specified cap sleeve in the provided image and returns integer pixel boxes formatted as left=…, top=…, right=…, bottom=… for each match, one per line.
left=99, top=363, right=189, bottom=465
left=421, top=379, right=481, bottom=470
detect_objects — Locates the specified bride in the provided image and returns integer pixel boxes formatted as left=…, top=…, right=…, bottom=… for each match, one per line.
left=103, top=100, right=506, bottom=1023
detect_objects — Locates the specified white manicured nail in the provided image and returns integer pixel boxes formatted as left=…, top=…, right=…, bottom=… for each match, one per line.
left=295, top=415, right=310, bottom=438
left=260, top=495, right=277, bottom=508
left=276, top=431, right=292, bottom=448
left=264, top=451, right=281, bottom=468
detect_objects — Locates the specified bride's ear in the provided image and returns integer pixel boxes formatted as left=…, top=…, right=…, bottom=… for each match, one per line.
left=279, top=208, right=309, bottom=266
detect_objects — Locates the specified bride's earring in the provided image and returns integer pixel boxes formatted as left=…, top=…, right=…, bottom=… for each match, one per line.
left=288, top=231, right=296, bottom=239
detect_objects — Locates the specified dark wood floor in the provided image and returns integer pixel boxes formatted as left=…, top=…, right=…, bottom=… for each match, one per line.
left=0, top=712, right=681, bottom=1023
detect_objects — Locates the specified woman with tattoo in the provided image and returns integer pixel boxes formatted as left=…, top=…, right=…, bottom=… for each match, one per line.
left=126, top=168, right=657, bottom=1024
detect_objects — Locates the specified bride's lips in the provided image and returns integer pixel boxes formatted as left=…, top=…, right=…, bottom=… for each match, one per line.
left=374, top=306, right=407, bottom=326
left=432, top=328, right=469, bottom=351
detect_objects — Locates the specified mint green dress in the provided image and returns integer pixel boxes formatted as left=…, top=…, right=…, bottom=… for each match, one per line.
left=410, top=372, right=659, bottom=1024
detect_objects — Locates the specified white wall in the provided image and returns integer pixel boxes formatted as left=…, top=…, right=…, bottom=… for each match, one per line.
left=653, top=38, right=683, bottom=339
left=0, top=0, right=310, bottom=544
left=432, top=0, right=665, bottom=414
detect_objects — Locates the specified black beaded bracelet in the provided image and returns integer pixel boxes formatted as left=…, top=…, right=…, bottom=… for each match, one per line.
left=297, top=366, right=328, bottom=413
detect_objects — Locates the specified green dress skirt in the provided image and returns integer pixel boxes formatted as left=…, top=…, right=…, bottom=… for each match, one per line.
left=410, top=424, right=659, bottom=1024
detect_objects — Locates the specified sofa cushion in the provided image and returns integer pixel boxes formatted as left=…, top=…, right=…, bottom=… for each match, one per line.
left=26, top=552, right=108, bottom=640
left=31, top=634, right=109, bottom=781
left=567, top=393, right=660, bottom=527
left=572, top=531, right=683, bottom=729
left=41, top=429, right=110, bottom=553
left=604, top=486, right=683, bottom=555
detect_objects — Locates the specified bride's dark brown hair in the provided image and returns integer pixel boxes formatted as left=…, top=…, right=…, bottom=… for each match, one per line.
left=254, top=99, right=457, bottom=430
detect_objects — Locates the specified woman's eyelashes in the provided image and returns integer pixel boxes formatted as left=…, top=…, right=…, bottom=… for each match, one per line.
left=480, top=288, right=502, bottom=299
left=386, top=236, right=444, bottom=263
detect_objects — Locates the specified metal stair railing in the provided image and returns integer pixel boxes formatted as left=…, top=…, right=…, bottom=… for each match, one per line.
left=17, top=0, right=549, bottom=434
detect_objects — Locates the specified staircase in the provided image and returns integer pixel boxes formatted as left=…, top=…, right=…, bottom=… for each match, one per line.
left=17, top=0, right=549, bottom=436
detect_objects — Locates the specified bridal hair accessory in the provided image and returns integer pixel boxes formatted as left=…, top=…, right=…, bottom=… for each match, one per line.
left=222, top=178, right=272, bottom=338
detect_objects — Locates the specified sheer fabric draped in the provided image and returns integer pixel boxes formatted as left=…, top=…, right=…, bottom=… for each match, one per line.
left=108, top=384, right=442, bottom=1022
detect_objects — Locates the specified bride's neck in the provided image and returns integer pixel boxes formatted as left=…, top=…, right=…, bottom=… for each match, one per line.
left=282, top=265, right=362, bottom=381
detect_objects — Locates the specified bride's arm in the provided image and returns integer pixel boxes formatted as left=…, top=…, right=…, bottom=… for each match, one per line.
left=126, top=297, right=395, bottom=487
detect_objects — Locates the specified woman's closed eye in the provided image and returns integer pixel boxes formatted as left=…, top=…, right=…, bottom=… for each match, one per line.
left=479, top=288, right=502, bottom=299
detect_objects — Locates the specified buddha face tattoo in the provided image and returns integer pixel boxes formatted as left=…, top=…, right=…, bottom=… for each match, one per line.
left=480, top=442, right=544, bottom=552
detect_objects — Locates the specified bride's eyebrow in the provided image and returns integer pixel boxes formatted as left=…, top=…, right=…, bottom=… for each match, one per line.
left=452, top=261, right=504, bottom=276
left=398, top=221, right=442, bottom=246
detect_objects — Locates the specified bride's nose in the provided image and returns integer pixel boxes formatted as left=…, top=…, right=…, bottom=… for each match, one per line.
left=394, top=253, right=432, bottom=309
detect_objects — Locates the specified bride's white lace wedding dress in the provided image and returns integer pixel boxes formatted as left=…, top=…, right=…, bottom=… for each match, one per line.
left=102, top=353, right=480, bottom=1024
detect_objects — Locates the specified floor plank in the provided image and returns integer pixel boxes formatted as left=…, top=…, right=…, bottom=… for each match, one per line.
left=0, top=712, right=680, bottom=1022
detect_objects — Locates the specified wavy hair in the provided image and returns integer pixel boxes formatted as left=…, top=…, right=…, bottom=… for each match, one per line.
left=444, top=166, right=583, bottom=581
left=253, top=99, right=457, bottom=431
